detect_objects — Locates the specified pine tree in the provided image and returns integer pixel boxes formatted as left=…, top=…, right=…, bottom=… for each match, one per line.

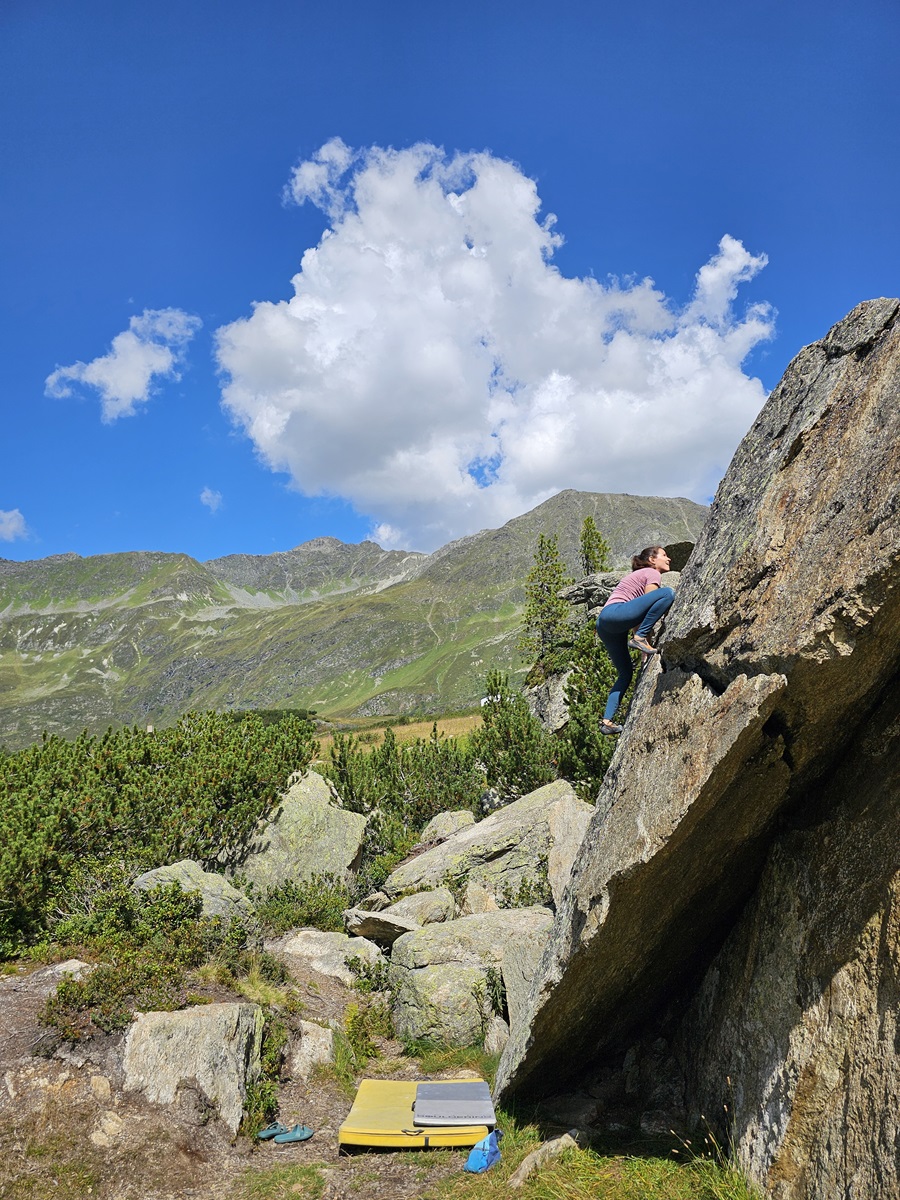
left=579, top=516, right=612, bottom=576
left=517, top=533, right=573, bottom=677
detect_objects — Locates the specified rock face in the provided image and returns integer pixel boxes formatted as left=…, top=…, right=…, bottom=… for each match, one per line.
left=678, top=679, right=900, bottom=1199
left=523, top=670, right=573, bottom=732
left=133, top=859, right=254, bottom=922
left=122, top=1002, right=263, bottom=1134
left=495, top=299, right=900, bottom=1200
left=389, top=907, right=554, bottom=1046
left=236, top=770, right=367, bottom=891
left=382, top=780, right=593, bottom=908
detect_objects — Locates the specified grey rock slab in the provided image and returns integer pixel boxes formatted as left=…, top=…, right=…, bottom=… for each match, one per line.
left=389, top=907, right=553, bottom=1046
left=383, top=779, right=592, bottom=908
left=495, top=299, right=900, bottom=1136
left=235, top=770, right=367, bottom=891
left=344, top=886, right=457, bottom=943
left=270, top=929, right=383, bottom=986
left=459, top=882, right=498, bottom=916
left=419, top=810, right=476, bottom=843
left=483, top=1015, right=510, bottom=1056
left=133, top=859, right=254, bottom=921
left=122, top=1002, right=263, bottom=1134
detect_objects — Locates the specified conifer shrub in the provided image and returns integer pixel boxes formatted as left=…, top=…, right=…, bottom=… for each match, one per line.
left=39, top=877, right=254, bottom=1041
left=517, top=533, right=575, bottom=681
left=0, top=710, right=317, bottom=955
left=324, top=724, right=485, bottom=897
left=253, top=874, right=350, bottom=934
left=470, top=671, right=558, bottom=801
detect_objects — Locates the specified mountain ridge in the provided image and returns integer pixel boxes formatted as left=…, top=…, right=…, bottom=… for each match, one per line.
left=0, top=490, right=708, bottom=748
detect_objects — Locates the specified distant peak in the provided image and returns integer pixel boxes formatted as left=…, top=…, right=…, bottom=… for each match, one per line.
left=290, top=536, right=344, bottom=552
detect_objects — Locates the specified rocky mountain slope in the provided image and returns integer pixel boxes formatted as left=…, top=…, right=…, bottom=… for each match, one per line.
left=0, top=490, right=706, bottom=749
left=495, top=299, right=900, bottom=1199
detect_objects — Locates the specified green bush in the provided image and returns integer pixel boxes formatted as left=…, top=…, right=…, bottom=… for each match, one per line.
left=240, top=1015, right=289, bottom=1136
left=325, top=724, right=484, bottom=899
left=554, top=619, right=643, bottom=799
left=0, top=710, right=317, bottom=954
left=254, top=874, right=350, bottom=934
left=470, top=671, right=558, bottom=800
left=39, top=878, right=249, bottom=1041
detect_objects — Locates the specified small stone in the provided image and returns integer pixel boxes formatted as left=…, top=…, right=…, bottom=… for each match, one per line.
left=290, top=1021, right=335, bottom=1080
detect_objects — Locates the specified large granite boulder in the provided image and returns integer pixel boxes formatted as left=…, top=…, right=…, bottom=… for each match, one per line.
left=235, top=770, right=367, bottom=891
left=133, top=859, right=254, bottom=922
left=675, top=680, right=900, bottom=1199
left=122, top=1002, right=263, bottom=1134
left=495, top=299, right=900, bottom=1200
left=389, top=907, right=554, bottom=1046
left=382, top=780, right=593, bottom=908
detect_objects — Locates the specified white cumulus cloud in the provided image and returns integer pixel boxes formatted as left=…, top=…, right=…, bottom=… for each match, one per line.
left=200, top=487, right=223, bottom=513
left=0, top=509, right=28, bottom=542
left=215, top=140, right=774, bottom=550
left=46, top=308, right=202, bottom=421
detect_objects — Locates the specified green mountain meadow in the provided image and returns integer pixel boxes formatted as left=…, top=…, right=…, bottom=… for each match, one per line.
left=0, top=490, right=707, bottom=748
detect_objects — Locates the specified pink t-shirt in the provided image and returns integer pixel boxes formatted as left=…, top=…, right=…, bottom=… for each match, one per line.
left=603, top=567, right=661, bottom=608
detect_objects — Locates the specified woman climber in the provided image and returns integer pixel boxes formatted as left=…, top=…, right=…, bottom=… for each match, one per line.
left=595, top=545, right=675, bottom=735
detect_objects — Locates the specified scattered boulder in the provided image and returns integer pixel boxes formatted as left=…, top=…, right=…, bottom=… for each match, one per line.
left=494, top=299, right=900, bottom=1199
left=235, top=770, right=367, bottom=891
left=419, top=810, right=476, bottom=843
left=523, top=670, right=573, bottom=732
left=133, top=859, right=254, bottom=922
left=344, top=886, right=457, bottom=944
left=269, top=929, right=384, bottom=986
left=382, top=780, right=592, bottom=908
left=559, top=571, right=681, bottom=616
left=389, top=907, right=553, bottom=1046
left=122, top=1002, right=263, bottom=1134
left=289, top=1019, right=335, bottom=1081
left=343, top=907, right=421, bottom=945
left=484, top=1015, right=510, bottom=1056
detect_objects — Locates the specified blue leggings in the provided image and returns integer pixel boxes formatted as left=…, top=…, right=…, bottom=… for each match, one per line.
left=595, top=587, right=675, bottom=722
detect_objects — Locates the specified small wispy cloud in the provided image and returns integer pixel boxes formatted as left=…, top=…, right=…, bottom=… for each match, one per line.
left=0, top=508, right=28, bottom=542
left=200, top=487, right=223, bottom=514
left=46, top=308, right=202, bottom=422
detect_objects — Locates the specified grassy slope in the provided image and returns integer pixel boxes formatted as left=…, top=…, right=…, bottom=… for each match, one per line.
left=0, top=492, right=708, bottom=748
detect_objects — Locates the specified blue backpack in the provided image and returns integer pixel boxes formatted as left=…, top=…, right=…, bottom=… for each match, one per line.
left=464, top=1129, right=503, bottom=1173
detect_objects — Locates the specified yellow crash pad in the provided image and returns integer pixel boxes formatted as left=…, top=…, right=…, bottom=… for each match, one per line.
left=338, top=1078, right=491, bottom=1150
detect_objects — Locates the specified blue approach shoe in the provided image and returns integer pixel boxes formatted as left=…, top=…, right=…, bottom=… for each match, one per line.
left=274, top=1124, right=314, bottom=1144
left=256, top=1121, right=290, bottom=1140
left=600, top=720, right=623, bottom=736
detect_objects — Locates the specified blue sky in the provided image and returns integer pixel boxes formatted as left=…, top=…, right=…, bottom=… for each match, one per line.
left=2, top=0, right=898, bottom=560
